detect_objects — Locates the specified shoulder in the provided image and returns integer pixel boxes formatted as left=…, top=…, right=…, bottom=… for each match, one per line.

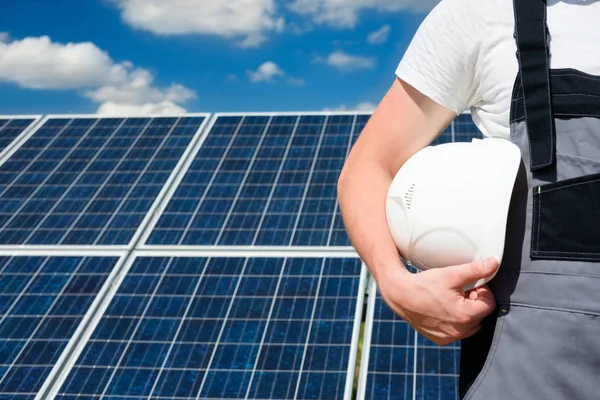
left=396, top=0, right=511, bottom=113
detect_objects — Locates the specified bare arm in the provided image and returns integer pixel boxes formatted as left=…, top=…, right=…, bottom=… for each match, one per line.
left=338, top=78, right=499, bottom=346
left=338, top=78, right=454, bottom=281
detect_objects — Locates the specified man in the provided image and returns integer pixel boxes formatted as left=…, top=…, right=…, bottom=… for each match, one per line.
left=338, top=0, right=600, bottom=398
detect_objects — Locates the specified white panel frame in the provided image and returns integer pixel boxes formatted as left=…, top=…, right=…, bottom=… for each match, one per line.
left=0, top=113, right=211, bottom=252
left=135, top=245, right=358, bottom=258
left=344, top=262, right=368, bottom=400
left=126, top=113, right=212, bottom=248
left=357, top=275, right=377, bottom=400
left=137, top=113, right=218, bottom=248
left=0, top=114, right=44, bottom=165
left=34, top=250, right=129, bottom=400
left=357, top=276, right=419, bottom=400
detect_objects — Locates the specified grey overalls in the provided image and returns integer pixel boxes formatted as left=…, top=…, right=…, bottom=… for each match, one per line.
left=459, top=0, right=600, bottom=398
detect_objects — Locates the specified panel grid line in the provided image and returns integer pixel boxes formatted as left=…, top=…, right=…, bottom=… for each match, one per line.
left=93, top=117, right=182, bottom=244
left=0, top=257, right=86, bottom=391
left=0, top=119, right=79, bottom=229
left=251, top=117, right=300, bottom=246
left=177, top=117, right=246, bottom=245
left=21, top=119, right=128, bottom=244
left=57, top=118, right=150, bottom=245
left=292, top=258, right=325, bottom=400
left=241, top=260, right=287, bottom=400
left=191, top=258, right=249, bottom=398
left=326, top=115, right=356, bottom=246
left=145, top=257, right=212, bottom=399
left=215, top=117, right=273, bottom=244
left=97, top=258, right=176, bottom=400
left=288, top=116, right=329, bottom=246
left=0, top=256, right=46, bottom=328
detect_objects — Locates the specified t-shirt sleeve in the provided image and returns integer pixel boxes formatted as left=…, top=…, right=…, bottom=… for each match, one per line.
left=396, top=0, right=483, bottom=114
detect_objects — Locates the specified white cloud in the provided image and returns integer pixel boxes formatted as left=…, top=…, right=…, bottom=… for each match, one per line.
left=247, top=61, right=284, bottom=83
left=323, top=101, right=377, bottom=111
left=367, top=25, right=390, bottom=45
left=0, top=36, right=130, bottom=89
left=318, top=51, right=375, bottom=71
left=289, top=0, right=438, bottom=28
left=356, top=101, right=377, bottom=111
left=287, top=76, right=305, bottom=86
left=114, top=0, right=284, bottom=47
left=97, top=100, right=186, bottom=116
left=84, top=69, right=195, bottom=104
left=0, top=33, right=10, bottom=42
left=323, top=105, right=348, bottom=112
left=0, top=35, right=195, bottom=115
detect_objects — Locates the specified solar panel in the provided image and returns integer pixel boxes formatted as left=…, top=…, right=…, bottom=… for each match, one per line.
left=0, top=115, right=208, bottom=246
left=0, top=255, right=122, bottom=399
left=54, top=256, right=366, bottom=400
left=0, top=117, right=39, bottom=161
left=144, top=114, right=371, bottom=247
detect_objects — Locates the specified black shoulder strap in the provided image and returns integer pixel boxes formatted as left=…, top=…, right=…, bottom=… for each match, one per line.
left=513, top=0, right=555, bottom=171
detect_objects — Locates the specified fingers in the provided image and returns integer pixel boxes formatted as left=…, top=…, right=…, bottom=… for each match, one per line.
left=446, top=257, right=500, bottom=289
left=462, top=286, right=497, bottom=319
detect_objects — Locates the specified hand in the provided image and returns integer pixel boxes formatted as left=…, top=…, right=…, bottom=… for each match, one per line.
left=378, top=257, right=499, bottom=346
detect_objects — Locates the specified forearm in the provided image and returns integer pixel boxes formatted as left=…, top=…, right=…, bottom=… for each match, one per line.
left=338, top=161, right=409, bottom=282
left=337, top=78, right=454, bottom=284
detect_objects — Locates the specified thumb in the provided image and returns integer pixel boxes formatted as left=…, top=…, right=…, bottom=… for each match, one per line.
left=447, top=257, right=499, bottom=289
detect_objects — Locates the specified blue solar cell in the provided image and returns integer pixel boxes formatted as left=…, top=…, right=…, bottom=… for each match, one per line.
left=56, top=257, right=363, bottom=400
left=0, top=256, right=119, bottom=399
left=0, top=116, right=205, bottom=246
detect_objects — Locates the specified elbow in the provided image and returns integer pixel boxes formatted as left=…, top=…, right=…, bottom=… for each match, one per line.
left=337, top=161, right=353, bottom=207
left=337, top=166, right=347, bottom=203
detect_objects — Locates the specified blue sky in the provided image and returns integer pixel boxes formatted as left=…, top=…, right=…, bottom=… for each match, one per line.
left=0, top=0, right=436, bottom=116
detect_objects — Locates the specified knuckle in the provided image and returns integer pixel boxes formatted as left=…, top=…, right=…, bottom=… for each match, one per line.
left=456, top=313, right=472, bottom=325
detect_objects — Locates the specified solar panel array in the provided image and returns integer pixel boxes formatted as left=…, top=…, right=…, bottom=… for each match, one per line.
left=0, top=112, right=482, bottom=400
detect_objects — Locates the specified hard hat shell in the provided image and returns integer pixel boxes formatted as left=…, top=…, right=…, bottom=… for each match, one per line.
left=386, top=138, right=522, bottom=290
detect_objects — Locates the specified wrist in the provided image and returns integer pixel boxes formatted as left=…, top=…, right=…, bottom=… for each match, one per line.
left=372, top=258, right=412, bottom=292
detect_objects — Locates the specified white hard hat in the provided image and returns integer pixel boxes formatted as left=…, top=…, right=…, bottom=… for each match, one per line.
left=386, top=138, right=522, bottom=290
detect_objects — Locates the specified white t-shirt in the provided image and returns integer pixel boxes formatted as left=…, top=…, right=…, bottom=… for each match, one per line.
left=396, top=0, right=600, bottom=141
